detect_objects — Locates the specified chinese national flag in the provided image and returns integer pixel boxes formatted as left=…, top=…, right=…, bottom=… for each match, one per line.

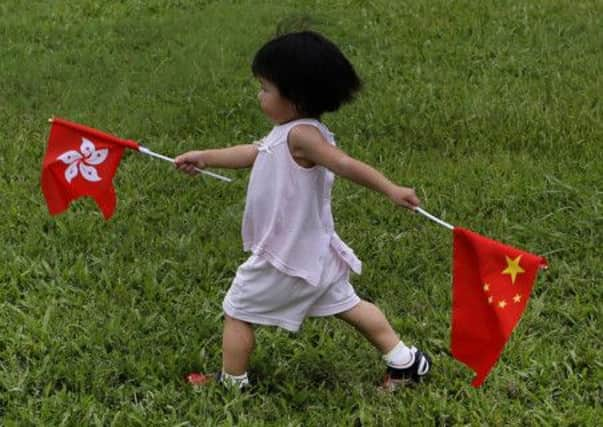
left=41, top=118, right=139, bottom=219
left=451, top=227, right=548, bottom=387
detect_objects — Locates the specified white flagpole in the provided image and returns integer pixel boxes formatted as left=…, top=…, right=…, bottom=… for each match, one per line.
left=138, top=146, right=232, bottom=183
left=415, top=207, right=454, bottom=230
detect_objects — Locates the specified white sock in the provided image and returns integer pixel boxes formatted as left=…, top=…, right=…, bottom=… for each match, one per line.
left=383, top=341, right=414, bottom=369
left=221, top=370, right=249, bottom=389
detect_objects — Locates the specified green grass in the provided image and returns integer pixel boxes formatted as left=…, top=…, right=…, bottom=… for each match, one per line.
left=1, top=0, right=602, bottom=425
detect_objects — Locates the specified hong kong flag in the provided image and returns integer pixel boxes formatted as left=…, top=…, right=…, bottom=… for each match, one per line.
left=451, top=227, right=548, bottom=387
left=41, top=118, right=139, bottom=219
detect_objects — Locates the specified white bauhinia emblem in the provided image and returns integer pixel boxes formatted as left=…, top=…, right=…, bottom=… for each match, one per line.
left=57, top=138, right=108, bottom=183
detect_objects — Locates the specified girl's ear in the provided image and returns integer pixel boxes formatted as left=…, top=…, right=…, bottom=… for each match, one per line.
left=291, top=101, right=305, bottom=119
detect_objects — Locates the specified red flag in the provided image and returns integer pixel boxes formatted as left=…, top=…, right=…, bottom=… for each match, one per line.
left=41, top=118, right=139, bottom=219
left=451, top=227, right=548, bottom=387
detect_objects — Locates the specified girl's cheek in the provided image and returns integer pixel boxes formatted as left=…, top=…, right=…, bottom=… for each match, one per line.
left=259, top=101, right=267, bottom=114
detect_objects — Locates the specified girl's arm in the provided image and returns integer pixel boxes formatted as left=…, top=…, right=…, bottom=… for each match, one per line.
left=174, top=144, right=258, bottom=173
left=288, top=125, right=420, bottom=209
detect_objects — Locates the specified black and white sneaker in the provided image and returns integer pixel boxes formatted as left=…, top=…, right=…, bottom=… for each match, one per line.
left=381, top=346, right=431, bottom=391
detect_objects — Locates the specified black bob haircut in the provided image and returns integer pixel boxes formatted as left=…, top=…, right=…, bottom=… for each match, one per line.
left=252, top=31, right=361, bottom=118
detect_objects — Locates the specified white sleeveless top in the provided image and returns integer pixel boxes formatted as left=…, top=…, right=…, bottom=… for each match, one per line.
left=242, top=119, right=362, bottom=287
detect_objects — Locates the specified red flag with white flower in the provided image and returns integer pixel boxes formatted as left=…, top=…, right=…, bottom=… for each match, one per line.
left=451, top=227, right=548, bottom=387
left=41, top=118, right=139, bottom=219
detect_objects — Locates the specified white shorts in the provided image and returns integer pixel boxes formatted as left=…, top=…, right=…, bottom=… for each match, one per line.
left=223, top=248, right=360, bottom=332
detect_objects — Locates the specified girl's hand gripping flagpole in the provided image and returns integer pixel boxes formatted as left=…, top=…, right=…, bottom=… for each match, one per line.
left=137, top=146, right=232, bottom=182
left=415, top=207, right=454, bottom=230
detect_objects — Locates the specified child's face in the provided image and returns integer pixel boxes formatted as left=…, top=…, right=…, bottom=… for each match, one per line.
left=257, top=78, right=298, bottom=124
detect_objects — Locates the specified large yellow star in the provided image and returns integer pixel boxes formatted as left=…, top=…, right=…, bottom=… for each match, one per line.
left=502, top=255, right=525, bottom=284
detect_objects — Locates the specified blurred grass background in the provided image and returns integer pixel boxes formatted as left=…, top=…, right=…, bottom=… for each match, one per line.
left=1, top=0, right=601, bottom=425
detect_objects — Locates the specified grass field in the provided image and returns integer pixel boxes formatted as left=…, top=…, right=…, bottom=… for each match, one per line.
left=1, top=0, right=602, bottom=425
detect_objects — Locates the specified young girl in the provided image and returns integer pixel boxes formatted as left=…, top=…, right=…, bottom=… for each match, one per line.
left=175, top=31, right=431, bottom=391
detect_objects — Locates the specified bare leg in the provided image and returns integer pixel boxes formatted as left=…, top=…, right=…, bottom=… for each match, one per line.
left=222, top=314, right=255, bottom=375
left=336, top=300, right=400, bottom=354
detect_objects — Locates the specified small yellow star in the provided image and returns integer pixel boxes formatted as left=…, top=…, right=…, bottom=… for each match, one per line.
left=513, top=294, right=522, bottom=303
left=488, top=296, right=493, bottom=304
left=483, top=283, right=490, bottom=292
left=498, top=300, right=507, bottom=309
left=502, top=255, right=525, bottom=284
